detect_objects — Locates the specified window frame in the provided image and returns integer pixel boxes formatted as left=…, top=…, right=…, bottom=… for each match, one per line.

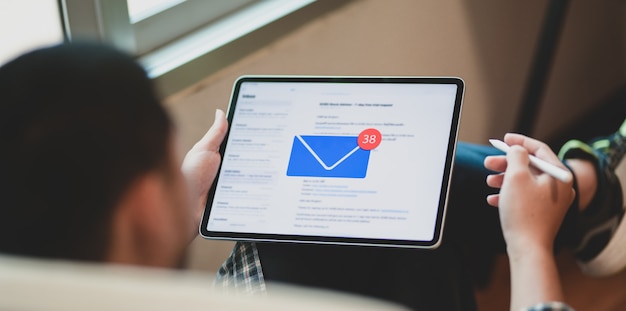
left=60, top=0, right=349, bottom=98
left=131, top=0, right=256, bottom=55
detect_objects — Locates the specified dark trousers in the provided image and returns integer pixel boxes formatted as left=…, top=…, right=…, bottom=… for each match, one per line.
left=257, top=142, right=505, bottom=311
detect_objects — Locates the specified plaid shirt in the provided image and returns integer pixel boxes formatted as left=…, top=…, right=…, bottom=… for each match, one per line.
left=214, top=243, right=576, bottom=311
left=522, top=301, right=574, bottom=311
left=524, top=302, right=574, bottom=311
left=214, top=241, right=266, bottom=294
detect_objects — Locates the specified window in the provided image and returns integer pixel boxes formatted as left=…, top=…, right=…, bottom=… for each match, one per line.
left=0, top=0, right=63, bottom=65
left=127, top=0, right=186, bottom=23
left=60, top=0, right=345, bottom=97
left=128, top=0, right=256, bottom=55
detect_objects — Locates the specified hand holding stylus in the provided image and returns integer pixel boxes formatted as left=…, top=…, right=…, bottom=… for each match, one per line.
left=489, top=139, right=572, bottom=183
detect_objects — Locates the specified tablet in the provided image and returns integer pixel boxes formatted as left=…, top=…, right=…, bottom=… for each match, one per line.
left=200, top=76, right=464, bottom=248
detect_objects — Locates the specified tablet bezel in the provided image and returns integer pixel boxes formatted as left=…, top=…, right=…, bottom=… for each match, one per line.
left=199, top=76, right=464, bottom=249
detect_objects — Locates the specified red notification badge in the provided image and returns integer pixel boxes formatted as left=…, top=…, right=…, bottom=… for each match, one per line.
left=358, top=128, right=382, bottom=150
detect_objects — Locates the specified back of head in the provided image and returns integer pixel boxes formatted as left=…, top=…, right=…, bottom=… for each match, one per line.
left=0, top=43, right=172, bottom=261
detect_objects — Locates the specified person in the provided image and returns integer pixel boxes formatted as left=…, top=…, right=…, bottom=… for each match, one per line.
left=487, top=134, right=576, bottom=311
left=0, top=43, right=405, bottom=311
left=0, top=42, right=624, bottom=310
left=0, top=42, right=227, bottom=269
left=486, top=128, right=626, bottom=311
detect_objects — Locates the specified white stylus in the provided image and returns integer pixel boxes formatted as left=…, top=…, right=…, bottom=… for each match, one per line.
left=489, top=139, right=573, bottom=183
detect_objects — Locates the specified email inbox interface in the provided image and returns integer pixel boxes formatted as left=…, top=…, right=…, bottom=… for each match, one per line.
left=208, top=81, right=458, bottom=242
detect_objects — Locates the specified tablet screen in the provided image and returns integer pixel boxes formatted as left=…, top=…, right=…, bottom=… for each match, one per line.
left=200, top=76, right=464, bottom=248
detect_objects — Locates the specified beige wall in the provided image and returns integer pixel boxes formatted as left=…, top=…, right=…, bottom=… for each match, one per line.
left=536, top=0, right=626, bottom=136
left=163, top=0, right=626, bottom=272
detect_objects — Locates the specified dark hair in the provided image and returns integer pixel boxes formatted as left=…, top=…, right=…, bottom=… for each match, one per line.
left=0, top=42, right=172, bottom=261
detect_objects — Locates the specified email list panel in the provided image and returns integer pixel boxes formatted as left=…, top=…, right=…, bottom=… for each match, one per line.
left=208, top=82, right=296, bottom=231
left=208, top=81, right=458, bottom=243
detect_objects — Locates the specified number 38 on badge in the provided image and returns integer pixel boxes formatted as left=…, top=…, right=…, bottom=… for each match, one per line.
left=358, top=128, right=382, bottom=150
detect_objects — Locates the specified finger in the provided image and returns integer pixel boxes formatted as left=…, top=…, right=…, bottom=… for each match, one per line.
left=503, top=133, right=563, bottom=168
left=486, top=194, right=499, bottom=207
left=504, top=145, right=531, bottom=178
left=484, top=155, right=508, bottom=172
left=569, top=188, right=576, bottom=206
left=193, top=109, right=228, bottom=152
left=486, top=173, right=504, bottom=188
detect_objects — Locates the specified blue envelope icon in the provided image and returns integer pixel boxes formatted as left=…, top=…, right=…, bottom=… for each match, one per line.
left=286, top=135, right=370, bottom=178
